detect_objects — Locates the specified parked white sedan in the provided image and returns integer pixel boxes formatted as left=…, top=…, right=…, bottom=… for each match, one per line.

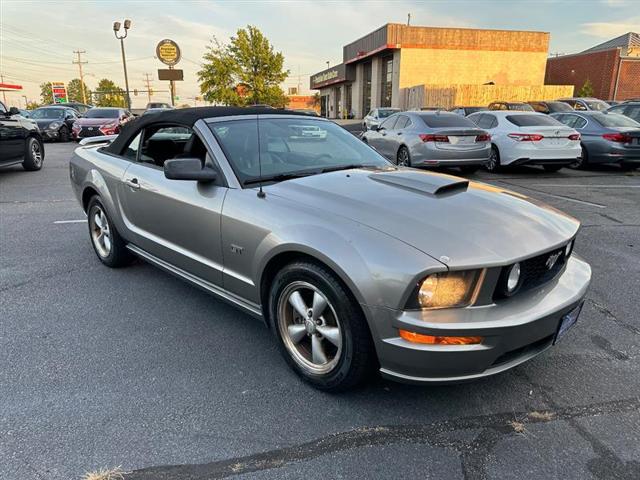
left=468, top=111, right=582, bottom=172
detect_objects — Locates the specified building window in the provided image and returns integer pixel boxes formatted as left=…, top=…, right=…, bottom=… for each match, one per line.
left=380, top=55, right=393, bottom=107
left=362, top=62, right=372, bottom=115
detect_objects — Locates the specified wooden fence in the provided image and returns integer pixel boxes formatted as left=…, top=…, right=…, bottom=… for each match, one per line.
left=400, top=84, right=575, bottom=110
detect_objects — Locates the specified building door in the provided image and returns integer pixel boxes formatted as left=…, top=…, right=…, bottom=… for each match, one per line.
left=320, top=95, right=329, bottom=117
left=362, top=62, right=372, bottom=116
left=345, top=84, right=353, bottom=118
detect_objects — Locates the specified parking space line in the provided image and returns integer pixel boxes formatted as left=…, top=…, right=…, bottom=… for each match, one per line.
left=53, top=219, right=86, bottom=224
left=498, top=182, right=607, bottom=209
left=530, top=184, right=640, bottom=188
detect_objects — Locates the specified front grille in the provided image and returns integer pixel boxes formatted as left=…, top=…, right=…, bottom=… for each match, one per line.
left=79, top=127, right=104, bottom=138
left=494, top=246, right=569, bottom=300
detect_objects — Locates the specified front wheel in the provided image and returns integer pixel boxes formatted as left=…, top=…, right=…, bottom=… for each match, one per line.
left=269, top=261, right=375, bottom=391
left=59, top=126, right=70, bottom=142
left=87, top=196, right=132, bottom=268
left=396, top=146, right=411, bottom=167
left=22, top=137, right=44, bottom=171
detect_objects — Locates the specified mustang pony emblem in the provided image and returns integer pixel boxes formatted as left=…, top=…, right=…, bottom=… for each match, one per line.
left=546, top=251, right=562, bottom=270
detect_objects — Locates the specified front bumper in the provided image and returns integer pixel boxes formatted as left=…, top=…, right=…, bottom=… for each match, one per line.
left=41, top=129, right=60, bottom=140
left=414, top=158, right=488, bottom=168
left=366, top=255, right=591, bottom=384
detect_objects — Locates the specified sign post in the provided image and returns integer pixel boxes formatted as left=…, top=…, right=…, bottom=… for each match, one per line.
left=156, top=39, right=182, bottom=106
left=51, top=82, right=68, bottom=104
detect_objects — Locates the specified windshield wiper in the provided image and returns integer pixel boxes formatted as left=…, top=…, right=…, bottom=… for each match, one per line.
left=243, top=171, right=316, bottom=186
left=321, top=163, right=377, bottom=173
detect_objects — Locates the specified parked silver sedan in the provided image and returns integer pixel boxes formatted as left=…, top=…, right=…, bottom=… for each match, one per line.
left=69, top=107, right=591, bottom=391
left=362, top=111, right=491, bottom=173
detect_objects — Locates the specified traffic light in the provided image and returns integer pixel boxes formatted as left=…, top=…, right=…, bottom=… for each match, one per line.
left=133, top=89, right=138, bottom=96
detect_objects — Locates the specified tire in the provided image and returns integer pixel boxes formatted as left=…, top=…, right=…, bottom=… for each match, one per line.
left=269, top=261, right=376, bottom=391
left=620, top=162, right=638, bottom=171
left=87, top=196, right=132, bottom=268
left=21, top=137, right=44, bottom=171
left=396, top=146, right=411, bottom=167
left=570, top=145, right=588, bottom=169
left=459, top=165, right=480, bottom=174
left=59, top=126, right=70, bottom=142
left=486, top=145, right=501, bottom=173
left=543, top=165, right=563, bottom=172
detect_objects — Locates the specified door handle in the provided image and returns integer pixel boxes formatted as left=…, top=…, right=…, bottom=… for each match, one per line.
left=397, top=132, right=403, bottom=135
left=125, top=178, right=140, bottom=190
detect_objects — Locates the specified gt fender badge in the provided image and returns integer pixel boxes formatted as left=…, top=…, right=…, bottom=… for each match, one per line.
left=230, top=244, right=244, bottom=254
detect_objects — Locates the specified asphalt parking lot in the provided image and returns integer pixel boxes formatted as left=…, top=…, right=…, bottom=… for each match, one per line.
left=1, top=141, right=639, bottom=480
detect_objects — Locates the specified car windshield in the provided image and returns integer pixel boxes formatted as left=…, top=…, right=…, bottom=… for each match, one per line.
left=378, top=109, right=399, bottom=118
left=209, top=117, right=390, bottom=184
left=592, top=113, right=640, bottom=128
left=506, top=114, right=564, bottom=127
left=30, top=108, right=64, bottom=119
left=420, top=114, right=477, bottom=128
left=586, top=100, right=610, bottom=111
left=547, top=102, right=573, bottom=112
left=84, top=108, right=120, bottom=118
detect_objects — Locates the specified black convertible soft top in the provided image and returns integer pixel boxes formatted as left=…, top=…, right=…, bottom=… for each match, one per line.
left=105, top=106, right=311, bottom=155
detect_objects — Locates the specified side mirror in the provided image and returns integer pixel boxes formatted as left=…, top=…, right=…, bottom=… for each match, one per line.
left=8, top=107, right=20, bottom=116
left=164, top=158, right=217, bottom=182
left=373, top=125, right=383, bottom=132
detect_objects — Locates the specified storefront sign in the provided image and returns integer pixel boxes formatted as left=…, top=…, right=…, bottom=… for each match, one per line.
left=310, top=63, right=354, bottom=89
left=156, top=39, right=181, bottom=66
left=51, top=81, right=68, bottom=103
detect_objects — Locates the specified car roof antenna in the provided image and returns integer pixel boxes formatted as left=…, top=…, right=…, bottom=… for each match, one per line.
left=256, top=117, right=266, bottom=198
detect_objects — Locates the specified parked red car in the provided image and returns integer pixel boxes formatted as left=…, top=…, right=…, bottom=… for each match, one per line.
left=72, top=107, right=133, bottom=140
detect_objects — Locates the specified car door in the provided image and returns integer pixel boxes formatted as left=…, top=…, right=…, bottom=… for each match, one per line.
left=117, top=123, right=228, bottom=285
left=391, top=115, right=410, bottom=156
left=373, top=115, right=399, bottom=159
left=0, top=102, right=25, bottom=163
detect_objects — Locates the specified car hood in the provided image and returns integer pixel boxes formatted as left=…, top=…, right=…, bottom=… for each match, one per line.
left=74, top=118, right=118, bottom=126
left=34, top=119, right=62, bottom=128
left=267, top=168, right=580, bottom=268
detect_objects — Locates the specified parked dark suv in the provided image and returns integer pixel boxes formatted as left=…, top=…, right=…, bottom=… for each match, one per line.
left=0, top=101, right=44, bottom=171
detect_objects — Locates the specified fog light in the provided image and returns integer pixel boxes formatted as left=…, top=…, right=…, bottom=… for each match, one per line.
left=565, top=241, right=573, bottom=257
left=399, top=330, right=483, bottom=345
left=507, top=263, right=521, bottom=293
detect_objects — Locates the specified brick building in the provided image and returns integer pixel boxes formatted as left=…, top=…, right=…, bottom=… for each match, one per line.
left=545, top=32, right=640, bottom=101
left=310, top=23, right=552, bottom=119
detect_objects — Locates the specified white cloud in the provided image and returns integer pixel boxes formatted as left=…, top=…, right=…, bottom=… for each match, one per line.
left=581, top=17, right=640, bottom=38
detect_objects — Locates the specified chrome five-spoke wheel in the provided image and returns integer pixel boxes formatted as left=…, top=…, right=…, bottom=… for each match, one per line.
left=277, top=281, right=343, bottom=375
left=90, top=206, right=112, bottom=258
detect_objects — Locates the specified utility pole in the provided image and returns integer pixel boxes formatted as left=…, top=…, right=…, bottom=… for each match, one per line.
left=113, top=20, right=132, bottom=110
left=72, top=49, right=88, bottom=104
left=143, top=73, right=153, bottom=102
left=407, top=13, right=411, bottom=26
left=0, top=74, right=7, bottom=105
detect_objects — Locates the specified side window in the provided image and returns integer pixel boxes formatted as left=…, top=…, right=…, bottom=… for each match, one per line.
left=367, top=110, right=374, bottom=118
left=122, top=131, right=142, bottom=161
left=624, top=105, right=640, bottom=121
left=608, top=106, right=625, bottom=114
left=394, top=115, right=409, bottom=129
left=560, top=115, right=578, bottom=128
left=469, top=114, right=484, bottom=127
left=379, top=116, right=398, bottom=130
left=488, top=115, right=498, bottom=128
left=574, top=117, right=587, bottom=129
left=139, top=125, right=195, bottom=167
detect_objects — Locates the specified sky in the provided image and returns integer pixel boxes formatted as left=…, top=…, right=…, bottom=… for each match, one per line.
left=1, top=0, right=638, bottom=108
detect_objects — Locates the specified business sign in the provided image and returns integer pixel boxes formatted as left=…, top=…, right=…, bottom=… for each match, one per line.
left=51, top=81, right=68, bottom=104
left=158, top=69, right=184, bottom=81
left=156, top=39, right=181, bottom=66
left=310, top=63, right=355, bottom=89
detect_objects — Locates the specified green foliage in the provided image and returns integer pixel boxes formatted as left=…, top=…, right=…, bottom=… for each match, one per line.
left=94, top=79, right=126, bottom=107
left=26, top=101, right=40, bottom=110
left=198, top=25, right=289, bottom=107
left=67, top=78, right=91, bottom=104
left=577, top=79, right=594, bottom=98
left=39, top=82, right=53, bottom=104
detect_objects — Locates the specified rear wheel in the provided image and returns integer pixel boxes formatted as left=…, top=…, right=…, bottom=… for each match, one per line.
left=59, top=126, right=70, bottom=142
left=21, top=137, right=44, bottom=171
left=486, top=145, right=501, bottom=172
left=87, top=196, right=132, bottom=268
left=570, top=145, right=588, bottom=169
left=396, top=146, right=411, bottom=167
left=543, top=165, right=563, bottom=172
left=459, top=165, right=480, bottom=174
left=269, top=261, right=375, bottom=391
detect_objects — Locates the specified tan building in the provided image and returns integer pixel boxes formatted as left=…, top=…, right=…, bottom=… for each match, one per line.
left=310, top=23, right=554, bottom=118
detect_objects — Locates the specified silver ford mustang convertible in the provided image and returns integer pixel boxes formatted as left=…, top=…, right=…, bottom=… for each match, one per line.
left=69, top=107, right=591, bottom=391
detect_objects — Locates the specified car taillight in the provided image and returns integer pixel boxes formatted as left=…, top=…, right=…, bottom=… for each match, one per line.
left=602, top=132, right=632, bottom=143
left=508, top=133, right=544, bottom=142
left=475, top=133, right=491, bottom=142
left=419, top=134, right=449, bottom=142
left=568, top=133, right=580, bottom=141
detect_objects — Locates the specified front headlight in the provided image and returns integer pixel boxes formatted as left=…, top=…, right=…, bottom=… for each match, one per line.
left=48, top=122, right=61, bottom=129
left=417, top=270, right=484, bottom=309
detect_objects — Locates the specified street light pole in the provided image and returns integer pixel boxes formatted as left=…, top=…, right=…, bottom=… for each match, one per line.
left=113, top=19, right=132, bottom=110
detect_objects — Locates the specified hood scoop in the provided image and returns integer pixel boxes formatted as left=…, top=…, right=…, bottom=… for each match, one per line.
left=369, top=171, right=469, bottom=196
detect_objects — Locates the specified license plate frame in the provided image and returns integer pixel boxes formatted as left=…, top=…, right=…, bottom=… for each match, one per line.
left=554, top=302, right=583, bottom=344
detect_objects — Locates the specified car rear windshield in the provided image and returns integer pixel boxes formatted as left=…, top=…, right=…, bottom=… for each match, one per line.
left=506, top=115, right=563, bottom=127
left=419, top=114, right=477, bottom=128
left=378, top=109, right=399, bottom=118
left=30, top=108, right=64, bottom=119
left=592, top=113, right=640, bottom=128
left=208, top=118, right=389, bottom=184
left=84, top=108, right=120, bottom=118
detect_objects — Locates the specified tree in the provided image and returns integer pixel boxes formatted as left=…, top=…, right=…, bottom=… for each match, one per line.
left=67, top=78, right=91, bottom=104
left=198, top=25, right=289, bottom=107
left=26, top=101, right=40, bottom=110
left=39, top=82, right=53, bottom=104
left=577, top=79, right=594, bottom=97
left=94, top=78, right=126, bottom=107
